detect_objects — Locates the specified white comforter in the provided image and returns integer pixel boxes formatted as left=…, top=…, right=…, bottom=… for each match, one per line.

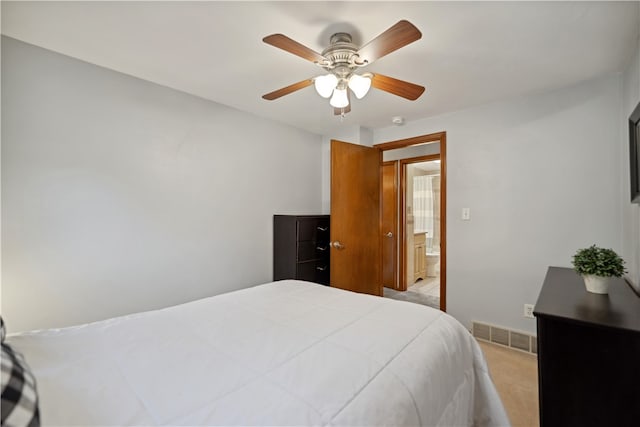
left=8, top=280, right=509, bottom=426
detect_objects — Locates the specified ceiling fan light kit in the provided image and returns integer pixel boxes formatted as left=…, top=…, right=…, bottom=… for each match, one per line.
left=347, top=73, right=372, bottom=99
left=262, top=20, right=426, bottom=116
left=330, top=87, right=349, bottom=109
left=314, top=74, right=338, bottom=98
left=315, top=72, right=371, bottom=101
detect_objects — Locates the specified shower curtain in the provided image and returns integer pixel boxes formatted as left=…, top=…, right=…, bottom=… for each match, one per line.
left=413, top=175, right=434, bottom=249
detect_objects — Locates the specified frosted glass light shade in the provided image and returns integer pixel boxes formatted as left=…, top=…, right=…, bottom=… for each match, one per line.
left=330, top=87, right=349, bottom=108
left=348, top=74, right=372, bottom=99
left=314, top=74, right=338, bottom=98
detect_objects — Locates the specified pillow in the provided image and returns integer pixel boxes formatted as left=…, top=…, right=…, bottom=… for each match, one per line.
left=1, top=318, right=40, bottom=427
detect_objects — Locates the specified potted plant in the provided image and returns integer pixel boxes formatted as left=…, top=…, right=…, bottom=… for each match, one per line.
left=571, top=245, right=626, bottom=294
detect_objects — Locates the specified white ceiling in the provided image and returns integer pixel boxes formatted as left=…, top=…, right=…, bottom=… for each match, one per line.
left=2, top=1, right=639, bottom=136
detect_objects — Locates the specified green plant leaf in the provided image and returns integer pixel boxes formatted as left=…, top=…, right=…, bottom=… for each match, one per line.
left=572, top=245, right=626, bottom=277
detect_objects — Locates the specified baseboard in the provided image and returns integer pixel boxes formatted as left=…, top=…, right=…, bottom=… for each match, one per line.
left=472, top=321, right=537, bottom=355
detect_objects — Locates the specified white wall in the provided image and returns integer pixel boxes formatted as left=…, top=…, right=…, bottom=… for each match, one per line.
left=373, top=74, right=624, bottom=334
left=1, top=37, right=323, bottom=332
left=622, top=31, right=640, bottom=292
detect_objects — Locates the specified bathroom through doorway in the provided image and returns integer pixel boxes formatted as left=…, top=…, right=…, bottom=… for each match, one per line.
left=377, top=131, right=446, bottom=312
left=404, top=157, right=441, bottom=308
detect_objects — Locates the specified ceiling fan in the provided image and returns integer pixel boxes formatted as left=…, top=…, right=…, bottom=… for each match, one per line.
left=262, top=20, right=426, bottom=116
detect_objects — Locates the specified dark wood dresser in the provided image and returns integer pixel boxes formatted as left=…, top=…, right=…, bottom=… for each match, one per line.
left=273, top=215, right=330, bottom=285
left=534, top=266, right=640, bottom=427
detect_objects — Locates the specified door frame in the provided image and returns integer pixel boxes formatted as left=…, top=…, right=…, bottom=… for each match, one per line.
left=374, top=131, right=447, bottom=311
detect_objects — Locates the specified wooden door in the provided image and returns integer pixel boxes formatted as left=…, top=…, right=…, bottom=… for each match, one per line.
left=330, top=140, right=381, bottom=295
left=381, top=162, right=398, bottom=289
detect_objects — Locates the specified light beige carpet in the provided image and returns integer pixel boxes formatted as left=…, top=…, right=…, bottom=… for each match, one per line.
left=478, top=340, right=539, bottom=427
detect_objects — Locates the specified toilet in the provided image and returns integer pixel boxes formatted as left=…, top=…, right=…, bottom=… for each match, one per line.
left=425, top=252, right=440, bottom=277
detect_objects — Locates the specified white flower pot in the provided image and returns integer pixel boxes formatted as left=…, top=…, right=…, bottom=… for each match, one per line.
left=582, top=275, right=612, bottom=294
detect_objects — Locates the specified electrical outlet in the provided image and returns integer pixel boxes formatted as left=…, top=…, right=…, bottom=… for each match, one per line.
left=523, top=304, right=535, bottom=319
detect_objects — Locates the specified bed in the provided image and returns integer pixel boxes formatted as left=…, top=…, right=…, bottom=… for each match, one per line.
left=4, top=280, right=509, bottom=426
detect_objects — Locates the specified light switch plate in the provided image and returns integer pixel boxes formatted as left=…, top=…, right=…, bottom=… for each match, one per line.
left=462, top=208, right=470, bottom=220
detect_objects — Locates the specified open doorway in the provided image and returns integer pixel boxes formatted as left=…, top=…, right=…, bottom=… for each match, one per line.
left=375, top=132, right=446, bottom=311
left=403, top=157, right=441, bottom=308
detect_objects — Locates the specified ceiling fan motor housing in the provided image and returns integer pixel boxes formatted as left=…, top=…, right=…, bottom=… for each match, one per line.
left=319, top=32, right=367, bottom=73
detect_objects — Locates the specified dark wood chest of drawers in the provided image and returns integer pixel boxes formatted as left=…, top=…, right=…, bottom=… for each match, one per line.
left=534, top=267, right=640, bottom=427
left=273, top=215, right=330, bottom=285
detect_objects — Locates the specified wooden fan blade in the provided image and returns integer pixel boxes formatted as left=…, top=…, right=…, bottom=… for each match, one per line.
left=263, top=34, right=327, bottom=63
left=371, top=74, right=425, bottom=101
left=262, top=79, right=314, bottom=101
left=357, top=20, right=422, bottom=64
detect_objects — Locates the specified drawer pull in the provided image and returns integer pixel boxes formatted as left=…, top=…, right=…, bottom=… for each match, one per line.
left=316, top=266, right=327, bottom=271
left=316, top=246, right=328, bottom=251
left=317, top=226, right=328, bottom=232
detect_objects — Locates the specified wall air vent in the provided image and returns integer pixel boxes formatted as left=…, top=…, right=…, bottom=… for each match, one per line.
left=472, top=321, right=537, bottom=355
